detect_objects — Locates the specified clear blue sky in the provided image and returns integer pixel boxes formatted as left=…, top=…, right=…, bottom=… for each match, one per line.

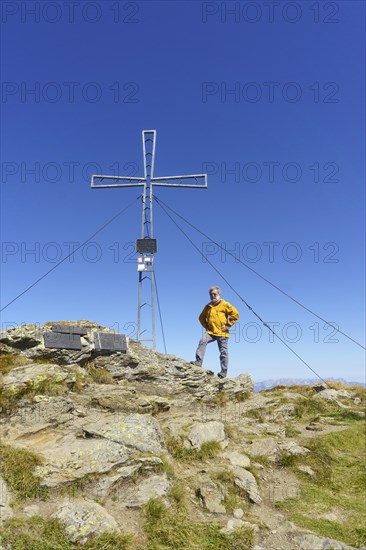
left=1, top=1, right=365, bottom=382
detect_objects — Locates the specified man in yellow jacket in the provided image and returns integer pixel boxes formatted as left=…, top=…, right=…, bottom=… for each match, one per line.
left=191, top=286, right=239, bottom=378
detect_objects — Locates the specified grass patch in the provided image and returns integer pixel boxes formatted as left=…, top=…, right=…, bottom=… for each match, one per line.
left=168, top=480, right=186, bottom=507
left=213, top=392, right=229, bottom=407
left=347, top=384, right=366, bottom=400
left=0, top=374, right=69, bottom=415
left=0, top=441, right=48, bottom=501
left=326, top=381, right=366, bottom=398
left=288, top=513, right=365, bottom=549
left=261, top=384, right=314, bottom=397
left=284, top=424, right=301, bottom=437
left=83, top=531, right=134, bottom=549
left=243, top=408, right=265, bottom=422
left=166, top=435, right=197, bottom=460
left=143, top=497, right=254, bottom=549
left=277, top=436, right=333, bottom=479
left=32, top=356, right=57, bottom=364
left=0, top=516, right=71, bottom=550
left=213, top=470, right=237, bottom=485
left=0, top=354, right=30, bottom=374
left=321, top=409, right=365, bottom=423
left=30, top=377, right=67, bottom=396
left=276, top=451, right=299, bottom=469
left=84, top=362, right=114, bottom=385
left=154, top=455, right=175, bottom=476
left=234, top=389, right=251, bottom=402
left=224, top=423, right=237, bottom=439
left=222, top=486, right=245, bottom=514
left=68, top=369, right=87, bottom=393
left=247, top=453, right=271, bottom=467
left=166, top=436, right=222, bottom=461
left=218, top=476, right=249, bottom=514
left=293, top=396, right=331, bottom=421
left=57, top=472, right=101, bottom=500
left=300, top=437, right=334, bottom=481
left=0, top=516, right=134, bottom=550
left=130, top=453, right=175, bottom=477
left=199, top=440, right=222, bottom=459
left=276, top=422, right=366, bottom=548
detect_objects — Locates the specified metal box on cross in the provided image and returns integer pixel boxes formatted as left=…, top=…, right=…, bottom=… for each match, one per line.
left=136, top=238, right=157, bottom=254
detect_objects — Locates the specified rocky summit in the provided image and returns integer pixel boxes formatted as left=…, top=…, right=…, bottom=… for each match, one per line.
left=0, top=321, right=365, bottom=550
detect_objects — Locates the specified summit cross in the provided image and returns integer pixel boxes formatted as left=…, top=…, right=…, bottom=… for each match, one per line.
left=91, top=130, right=208, bottom=349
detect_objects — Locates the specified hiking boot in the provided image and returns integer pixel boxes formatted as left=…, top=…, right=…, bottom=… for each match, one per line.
left=217, top=371, right=227, bottom=379
left=190, top=361, right=202, bottom=367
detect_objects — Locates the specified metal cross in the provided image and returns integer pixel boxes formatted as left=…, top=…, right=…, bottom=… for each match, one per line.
left=91, top=130, right=208, bottom=349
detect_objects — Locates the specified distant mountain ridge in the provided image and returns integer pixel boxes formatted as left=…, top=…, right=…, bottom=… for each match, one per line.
left=254, top=377, right=365, bottom=392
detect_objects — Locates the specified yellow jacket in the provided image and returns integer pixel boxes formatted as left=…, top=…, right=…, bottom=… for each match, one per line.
left=199, top=299, right=239, bottom=338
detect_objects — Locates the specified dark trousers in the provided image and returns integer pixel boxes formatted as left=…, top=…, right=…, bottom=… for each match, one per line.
left=195, top=332, right=229, bottom=373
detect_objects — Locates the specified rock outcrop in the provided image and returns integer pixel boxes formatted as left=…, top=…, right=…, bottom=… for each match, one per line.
left=0, top=321, right=364, bottom=550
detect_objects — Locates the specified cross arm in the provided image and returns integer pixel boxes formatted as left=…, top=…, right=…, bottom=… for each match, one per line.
left=151, top=174, right=207, bottom=188
left=91, top=175, right=146, bottom=188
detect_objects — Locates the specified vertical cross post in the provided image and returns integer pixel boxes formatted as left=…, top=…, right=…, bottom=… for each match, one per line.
left=138, top=131, right=156, bottom=347
left=91, top=130, right=207, bottom=349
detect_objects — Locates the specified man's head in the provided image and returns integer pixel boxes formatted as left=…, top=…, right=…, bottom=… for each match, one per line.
left=209, top=286, right=221, bottom=303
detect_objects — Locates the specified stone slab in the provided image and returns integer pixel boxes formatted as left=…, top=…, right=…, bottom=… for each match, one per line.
left=44, top=332, right=82, bottom=350
left=94, top=332, right=127, bottom=352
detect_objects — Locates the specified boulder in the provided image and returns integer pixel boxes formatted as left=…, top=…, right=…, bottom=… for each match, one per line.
left=81, top=413, right=165, bottom=454
left=297, top=465, right=315, bottom=476
left=221, top=517, right=258, bottom=535
left=278, top=441, right=310, bottom=456
left=232, top=466, right=262, bottom=504
left=314, top=390, right=349, bottom=409
left=87, top=385, right=171, bottom=415
left=314, top=389, right=339, bottom=401
left=53, top=499, right=119, bottom=544
left=337, top=390, right=352, bottom=399
left=226, top=517, right=244, bottom=531
left=87, top=384, right=146, bottom=412
left=196, top=479, right=226, bottom=514
left=124, top=474, right=171, bottom=507
left=34, top=434, right=129, bottom=487
left=313, top=383, right=328, bottom=393
left=214, top=373, right=254, bottom=400
left=223, top=451, right=251, bottom=469
left=3, top=363, right=69, bottom=389
left=0, top=324, right=43, bottom=350
left=245, top=437, right=278, bottom=459
left=187, top=421, right=226, bottom=449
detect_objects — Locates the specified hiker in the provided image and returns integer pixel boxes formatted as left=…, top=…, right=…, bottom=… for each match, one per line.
left=191, top=286, right=239, bottom=378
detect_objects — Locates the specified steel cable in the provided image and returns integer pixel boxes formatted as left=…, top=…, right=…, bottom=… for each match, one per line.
left=1, top=195, right=141, bottom=312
